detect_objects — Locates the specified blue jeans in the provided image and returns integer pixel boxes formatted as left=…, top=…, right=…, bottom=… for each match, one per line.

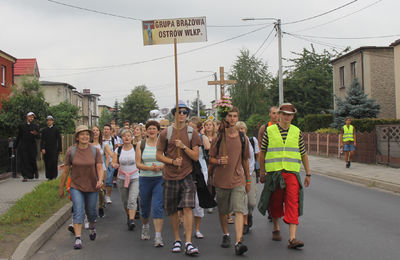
left=139, top=176, right=163, bottom=219
left=105, top=164, right=115, bottom=187
left=70, top=187, right=98, bottom=224
left=343, top=144, right=355, bottom=151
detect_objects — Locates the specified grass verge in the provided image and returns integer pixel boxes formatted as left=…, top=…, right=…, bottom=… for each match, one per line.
left=0, top=178, right=69, bottom=258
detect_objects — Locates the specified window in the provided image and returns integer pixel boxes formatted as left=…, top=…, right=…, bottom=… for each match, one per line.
left=1, top=66, right=5, bottom=86
left=339, top=66, right=345, bottom=89
left=350, top=61, right=357, bottom=80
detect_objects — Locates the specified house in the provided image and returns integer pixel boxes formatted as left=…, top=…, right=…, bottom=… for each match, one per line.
left=98, top=104, right=111, bottom=117
left=14, top=58, right=40, bottom=89
left=0, top=50, right=17, bottom=109
left=81, top=89, right=100, bottom=127
left=40, top=81, right=76, bottom=106
left=330, top=46, right=396, bottom=119
left=72, top=90, right=84, bottom=125
left=390, top=39, right=400, bottom=119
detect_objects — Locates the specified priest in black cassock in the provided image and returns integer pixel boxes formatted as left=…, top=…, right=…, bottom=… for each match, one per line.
left=14, top=112, right=40, bottom=182
left=41, top=115, right=62, bottom=180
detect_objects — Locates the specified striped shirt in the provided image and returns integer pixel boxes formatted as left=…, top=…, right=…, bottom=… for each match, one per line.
left=261, top=124, right=306, bottom=156
left=139, top=143, right=163, bottom=177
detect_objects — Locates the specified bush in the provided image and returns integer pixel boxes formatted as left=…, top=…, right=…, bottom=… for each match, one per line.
left=304, top=114, right=333, bottom=132
left=315, top=128, right=340, bottom=134
left=351, top=118, right=400, bottom=133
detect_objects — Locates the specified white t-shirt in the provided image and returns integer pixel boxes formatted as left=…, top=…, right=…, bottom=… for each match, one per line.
left=92, top=143, right=107, bottom=171
left=115, top=147, right=139, bottom=180
left=248, top=136, right=260, bottom=174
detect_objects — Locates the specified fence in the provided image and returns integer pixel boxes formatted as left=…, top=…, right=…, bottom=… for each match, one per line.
left=376, top=125, right=400, bottom=167
left=303, top=131, right=376, bottom=164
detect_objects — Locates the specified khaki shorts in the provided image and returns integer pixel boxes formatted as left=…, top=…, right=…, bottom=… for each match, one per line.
left=215, top=185, right=248, bottom=215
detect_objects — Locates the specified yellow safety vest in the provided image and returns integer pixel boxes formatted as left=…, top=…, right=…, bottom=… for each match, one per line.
left=265, top=124, right=301, bottom=173
left=342, top=125, right=354, bottom=142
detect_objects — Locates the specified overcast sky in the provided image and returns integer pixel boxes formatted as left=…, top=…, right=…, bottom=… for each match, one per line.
left=1, top=0, right=399, bottom=111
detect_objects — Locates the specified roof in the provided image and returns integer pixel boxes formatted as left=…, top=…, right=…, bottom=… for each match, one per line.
left=0, top=50, right=17, bottom=63
left=330, top=46, right=393, bottom=64
left=390, top=39, right=400, bottom=47
left=14, top=59, right=40, bottom=77
left=40, top=81, right=76, bottom=90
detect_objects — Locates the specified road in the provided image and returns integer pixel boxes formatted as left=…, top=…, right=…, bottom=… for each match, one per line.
left=32, top=174, right=400, bottom=260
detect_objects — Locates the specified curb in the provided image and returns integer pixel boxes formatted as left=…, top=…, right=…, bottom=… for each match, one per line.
left=313, top=169, right=400, bottom=194
left=0, top=172, right=12, bottom=181
left=10, top=202, right=72, bottom=260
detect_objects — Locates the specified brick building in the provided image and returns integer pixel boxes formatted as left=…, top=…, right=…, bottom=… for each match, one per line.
left=0, top=50, right=17, bottom=109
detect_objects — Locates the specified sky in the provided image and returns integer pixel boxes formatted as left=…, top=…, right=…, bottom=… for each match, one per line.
left=1, top=0, right=399, bottom=111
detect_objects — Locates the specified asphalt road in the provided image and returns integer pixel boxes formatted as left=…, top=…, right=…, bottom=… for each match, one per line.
left=32, top=174, right=400, bottom=260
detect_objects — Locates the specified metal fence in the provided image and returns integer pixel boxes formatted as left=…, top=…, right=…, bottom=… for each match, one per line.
left=376, top=125, right=400, bottom=167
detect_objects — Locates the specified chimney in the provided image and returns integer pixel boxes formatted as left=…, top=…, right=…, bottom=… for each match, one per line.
left=83, top=89, right=90, bottom=94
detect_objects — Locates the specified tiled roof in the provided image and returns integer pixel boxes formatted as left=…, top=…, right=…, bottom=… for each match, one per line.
left=14, top=58, right=40, bottom=77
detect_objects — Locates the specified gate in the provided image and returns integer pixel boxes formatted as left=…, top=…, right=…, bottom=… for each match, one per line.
left=376, top=125, right=400, bottom=168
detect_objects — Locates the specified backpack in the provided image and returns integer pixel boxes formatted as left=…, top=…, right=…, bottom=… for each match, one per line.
left=117, top=141, right=146, bottom=163
left=164, top=125, right=193, bottom=154
left=216, top=131, right=246, bottom=160
left=69, top=145, right=97, bottom=166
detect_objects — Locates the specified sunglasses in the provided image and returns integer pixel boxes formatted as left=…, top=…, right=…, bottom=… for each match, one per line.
left=178, top=110, right=189, bottom=115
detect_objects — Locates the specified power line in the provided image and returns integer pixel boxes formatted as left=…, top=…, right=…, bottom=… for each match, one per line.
left=254, top=27, right=275, bottom=56
left=258, top=34, right=276, bottom=57
left=283, top=0, right=358, bottom=25
left=288, top=32, right=400, bottom=40
left=284, top=32, right=347, bottom=50
left=41, top=24, right=272, bottom=75
left=293, top=0, right=384, bottom=33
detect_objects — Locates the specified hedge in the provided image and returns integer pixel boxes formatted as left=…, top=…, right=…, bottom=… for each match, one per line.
left=304, top=114, right=333, bottom=132
left=351, top=118, right=400, bottom=133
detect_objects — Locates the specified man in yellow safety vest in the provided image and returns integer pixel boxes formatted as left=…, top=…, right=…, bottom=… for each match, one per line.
left=340, top=117, right=357, bottom=168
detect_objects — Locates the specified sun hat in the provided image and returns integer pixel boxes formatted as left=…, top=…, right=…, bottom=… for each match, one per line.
left=74, top=125, right=93, bottom=140
left=278, top=103, right=297, bottom=114
left=171, top=100, right=191, bottom=115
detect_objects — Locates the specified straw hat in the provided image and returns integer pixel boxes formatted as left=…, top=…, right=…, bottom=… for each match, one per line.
left=74, top=125, right=93, bottom=140
left=278, top=103, right=297, bottom=114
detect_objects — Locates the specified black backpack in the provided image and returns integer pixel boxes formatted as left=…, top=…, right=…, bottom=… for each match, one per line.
left=216, top=131, right=246, bottom=160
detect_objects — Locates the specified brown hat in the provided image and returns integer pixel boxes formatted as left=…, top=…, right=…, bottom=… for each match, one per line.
left=278, top=103, right=297, bottom=114
left=74, top=125, right=93, bottom=140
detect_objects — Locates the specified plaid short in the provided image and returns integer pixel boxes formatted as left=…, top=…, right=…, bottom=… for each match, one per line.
left=163, top=174, right=196, bottom=216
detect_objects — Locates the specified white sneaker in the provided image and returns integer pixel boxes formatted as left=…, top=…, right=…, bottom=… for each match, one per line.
left=141, top=225, right=150, bottom=240
left=105, top=195, right=112, bottom=204
left=154, top=236, right=164, bottom=247
left=195, top=231, right=204, bottom=239
left=84, top=215, right=89, bottom=229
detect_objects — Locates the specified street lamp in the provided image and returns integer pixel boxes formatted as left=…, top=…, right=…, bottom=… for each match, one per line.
left=196, top=70, right=218, bottom=118
left=184, top=89, right=200, bottom=117
left=242, top=17, right=284, bottom=105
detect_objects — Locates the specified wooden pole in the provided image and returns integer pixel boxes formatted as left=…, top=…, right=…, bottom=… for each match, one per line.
left=174, top=38, right=181, bottom=169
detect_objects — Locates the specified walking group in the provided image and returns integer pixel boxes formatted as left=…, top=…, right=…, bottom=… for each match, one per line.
left=14, top=100, right=358, bottom=256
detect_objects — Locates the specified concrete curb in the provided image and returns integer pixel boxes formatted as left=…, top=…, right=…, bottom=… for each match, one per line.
left=10, top=202, right=72, bottom=260
left=313, top=170, right=400, bottom=194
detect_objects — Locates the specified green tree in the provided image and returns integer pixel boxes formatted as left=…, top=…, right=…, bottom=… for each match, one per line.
left=48, top=102, right=79, bottom=134
left=331, top=78, right=380, bottom=128
left=0, top=79, right=49, bottom=136
left=229, top=49, right=272, bottom=121
left=113, top=100, right=120, bottom=124
left=245, top=113, right=268, bottom=136
left=98, top=107, right=113, bottom=129
left=190, top=98, right=206, bottom=117
left=119, top=85, right=158, bottom=124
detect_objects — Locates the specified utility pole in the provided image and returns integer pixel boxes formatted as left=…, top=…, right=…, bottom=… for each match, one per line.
left=277, top=19, right=284, bottom=105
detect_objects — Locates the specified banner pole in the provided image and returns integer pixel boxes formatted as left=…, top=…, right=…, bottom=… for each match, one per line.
left=174, top=38, right=181, bottom=169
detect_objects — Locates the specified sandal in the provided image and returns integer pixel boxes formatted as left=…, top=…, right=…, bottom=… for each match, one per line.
left=172, top=240, right=182, bottom=253
left=185, top=243, right=199, bottom=256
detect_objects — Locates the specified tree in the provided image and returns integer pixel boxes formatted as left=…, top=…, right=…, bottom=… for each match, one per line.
left=229, top=49, right=272, bottom=121
left=112, top=100, right=120, bottom=124
left=331, top=78, right=380, bottom=128
left=98, top=107, right=113, bottom=129
left=0, top=79, right=49, bottom=136
left=48, top=102, right=79, bottom=134
left=190, top=98, right=206, bottom=117
left=119, top=85, right=158, bottom=124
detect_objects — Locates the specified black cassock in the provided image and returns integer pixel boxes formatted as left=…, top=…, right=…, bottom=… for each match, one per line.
left=14, top=122, right=40, bottom=179
left=40, top=126, right=62, bottom=180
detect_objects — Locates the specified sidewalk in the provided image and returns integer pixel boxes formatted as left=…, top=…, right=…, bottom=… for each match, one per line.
left=309, top=155, right=400, bottom=193
left=0, top=171, right=46, bottom=216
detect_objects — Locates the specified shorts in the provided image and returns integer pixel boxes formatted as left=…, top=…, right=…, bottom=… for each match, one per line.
left=215, top=185, right=248, bottom=215
left=163, top=174, right=196, bottom=216
left=343, top=144, right=355, bottom=151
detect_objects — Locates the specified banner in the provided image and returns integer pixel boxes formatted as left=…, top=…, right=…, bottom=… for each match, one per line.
left=142, top=16, right=207, bottom=46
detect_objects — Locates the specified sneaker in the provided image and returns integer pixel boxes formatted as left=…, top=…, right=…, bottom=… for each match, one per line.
left=248, top=214, right=253, bottom=228
left=272, top=230, right=282, bottom=241
left=235, top=242, right=248, bottom=255
left=98, top=208, right=105, bottom=218
left=74, top=237, right=82, bottom=249
left=89, top=228, right=96, bottom=241
left=141, top=225, right=150, bottom=240
left=243, top=224, right=250, bottom=235
left=84, top=222, right=89, bottom=230
left=154, top=236, right=164, bottom=247
left=105, top=195, right=112, bottom=204
left=268, top=214, right=273, bottom=222
left=185, top=242, right=199, bottom=256
left=221, top=234, right=231, bottom=248
left=194, top=231, right=204, bottom=239
left=288, top=238, right=304, bottom=249
left=67, top=224, right=75, bottom=235
left=348, top=161, right=351, bottom=168
left=172, top=240, right=182, bottom=253
left=128, top=219, right=135, bottom=231
left=207, top=208, right=213, bottom=214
